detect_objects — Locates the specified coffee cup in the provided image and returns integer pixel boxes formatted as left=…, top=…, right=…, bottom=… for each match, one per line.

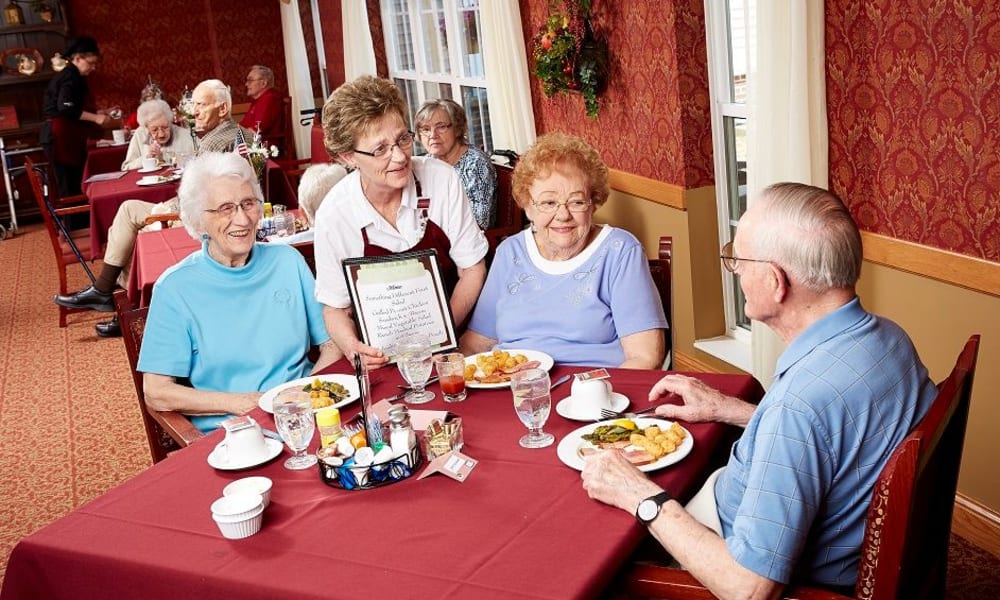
left=112, top=129, right=126, bottom=144
left=570, top=377, right=613, bottom=417
left=222, top=417, right=267, bottom=464
left=141, top=157, right=158, bottom=171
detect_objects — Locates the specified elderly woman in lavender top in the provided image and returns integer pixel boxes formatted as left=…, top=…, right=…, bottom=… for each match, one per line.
left=460, top=133, right=667, bottom=368
left=415, top=98, right=497, bottom=229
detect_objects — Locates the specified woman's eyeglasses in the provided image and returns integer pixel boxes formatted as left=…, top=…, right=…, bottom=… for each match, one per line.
left=353, top=131, right=415, bottom=158
left=531, top=197, right=593, bottom=213
left=205, top=199, right=261, bottom=218
left=417, top=123, right=453, bottom=137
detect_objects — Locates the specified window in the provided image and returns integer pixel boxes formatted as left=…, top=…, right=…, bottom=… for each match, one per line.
left=380, top=0, right=493, bottom=153
left=705, top=0, right=755, bottom=338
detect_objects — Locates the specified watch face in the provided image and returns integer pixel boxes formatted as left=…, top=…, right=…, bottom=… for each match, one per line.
left=638, top=499, right=659, bottom=522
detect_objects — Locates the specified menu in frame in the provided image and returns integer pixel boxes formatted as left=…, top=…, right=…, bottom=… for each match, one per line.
left=342, top=249, right=457, bottom=359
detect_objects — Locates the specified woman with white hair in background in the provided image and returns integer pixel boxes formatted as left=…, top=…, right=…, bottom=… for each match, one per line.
left=298, top=162, right=348, bottom=226
left=120, top=98, right=196, bottom=170
left=137, top=152, right=341, bottom=433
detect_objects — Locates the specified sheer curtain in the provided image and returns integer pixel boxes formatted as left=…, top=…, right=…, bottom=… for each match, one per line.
left=746, top=0, right=828, bottom=387
left=480, top=0, right=536, bottom=154
left=342, top=0, right=377, bottom=80
left=279, top=0, right=316, bottom=159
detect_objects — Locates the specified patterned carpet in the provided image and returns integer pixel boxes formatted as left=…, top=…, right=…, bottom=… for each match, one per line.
left=0, top=224, right=997, bottom=597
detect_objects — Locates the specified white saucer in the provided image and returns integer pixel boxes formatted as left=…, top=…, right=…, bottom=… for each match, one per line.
left=556, top=392, right=630, bottom=422
left=207, top=438, right=283, bottom=470
left=137, top=165, right=162, bottom=174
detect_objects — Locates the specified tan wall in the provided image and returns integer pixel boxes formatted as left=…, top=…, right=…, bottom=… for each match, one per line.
left=599, top=188, right=1000, bottom=514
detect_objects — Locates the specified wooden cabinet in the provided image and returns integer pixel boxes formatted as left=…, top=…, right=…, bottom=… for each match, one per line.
left=0, top=3, right=68, bottom=233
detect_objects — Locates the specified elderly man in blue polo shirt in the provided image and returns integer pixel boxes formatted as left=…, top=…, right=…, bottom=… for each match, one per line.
left=581, top=182, right=936, bottom=599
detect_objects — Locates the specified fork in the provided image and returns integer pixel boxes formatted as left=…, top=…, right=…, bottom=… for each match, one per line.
left=599, top=405, right=659, bottom=421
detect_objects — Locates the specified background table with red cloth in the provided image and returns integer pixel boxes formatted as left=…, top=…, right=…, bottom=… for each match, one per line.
left=127, top=226, right=199, bottom=306
left=86, top=160, right=296, bottom=258
left=0, top=364, right=762, bottom=600
left=82, top=141, right=128, bottom=182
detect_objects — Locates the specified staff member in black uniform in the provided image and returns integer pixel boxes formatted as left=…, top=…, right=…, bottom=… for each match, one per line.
left=40, top=36, right=111, bottom=197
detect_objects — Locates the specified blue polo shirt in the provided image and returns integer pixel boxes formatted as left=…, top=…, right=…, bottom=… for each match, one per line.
left=714, top=297, right=936, bottom=587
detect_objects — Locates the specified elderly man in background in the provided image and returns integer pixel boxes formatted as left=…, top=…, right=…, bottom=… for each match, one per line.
left=581, top=183, right=936, bottom=599
left=53, top=79, right=252, bottom=337
left=240, top=64, right=283, bottom=144
left=120, top=98, right=196, bottom=170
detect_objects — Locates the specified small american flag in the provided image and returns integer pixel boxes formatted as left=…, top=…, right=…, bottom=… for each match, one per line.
left=234, top=127, right=249, bottom=157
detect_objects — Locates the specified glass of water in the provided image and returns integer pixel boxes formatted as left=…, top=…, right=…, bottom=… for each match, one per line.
left=510, top=368, right=554, bottom=448
left=394, top=335, right=435, bottom=405
left=273, top=390, right=318, bottom=470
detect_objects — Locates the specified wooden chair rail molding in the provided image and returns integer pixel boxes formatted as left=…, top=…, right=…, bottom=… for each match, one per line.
left=605, top=172, right=999, bottom=298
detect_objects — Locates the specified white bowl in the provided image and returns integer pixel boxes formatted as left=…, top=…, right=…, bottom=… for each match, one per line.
left=210, top=492, right=263, bottom=521
left=212, top=505, right=264, bottom=539
left=223, top=477, right=273, bottom=508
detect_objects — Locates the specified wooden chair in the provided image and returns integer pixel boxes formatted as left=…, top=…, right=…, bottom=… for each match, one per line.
left=113, top=291, right=204, bottom=464
left=648, top=236, right=674, bottom=370
left=24, top=157, right=95, bottom=327
left=484, top=154, right=525, bottom=264
left=619, top=334, right=981, bottom=600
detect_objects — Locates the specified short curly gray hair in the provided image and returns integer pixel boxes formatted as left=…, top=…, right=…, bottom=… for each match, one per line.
left=414, top=98, right=468, bottom=144
left=178, top=152, right=262, bottom=239
left=322, top=76, right=409, bottom=159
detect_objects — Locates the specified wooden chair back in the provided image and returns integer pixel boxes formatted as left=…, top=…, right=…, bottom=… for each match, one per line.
left=114, top=291, right=204, bottom=464
left=484, top=155, right=525, bottom=264
left=647, top=236, right=674, bottom=370
left=621, top=334, right=981, bottom=600
left=24, top=157, right=94, bottom=327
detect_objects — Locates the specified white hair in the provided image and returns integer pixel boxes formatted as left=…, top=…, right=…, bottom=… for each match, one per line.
left=298, top=163, right=348, bottom=224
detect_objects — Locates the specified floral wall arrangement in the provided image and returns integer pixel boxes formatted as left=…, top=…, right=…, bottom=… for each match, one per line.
left=531, top=0, right=609, bottom=118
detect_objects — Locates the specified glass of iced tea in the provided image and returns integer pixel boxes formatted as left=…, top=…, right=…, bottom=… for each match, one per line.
left=435, top=352, right=468, bottom=403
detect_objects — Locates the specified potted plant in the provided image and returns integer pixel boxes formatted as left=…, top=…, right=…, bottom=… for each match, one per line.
left=532, top=0, right=609, bottom=118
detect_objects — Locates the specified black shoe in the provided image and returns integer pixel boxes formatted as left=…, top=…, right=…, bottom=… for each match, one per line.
left=54, top=285, right=115, bottom=312
left=95, top=316, right=121, bottom=338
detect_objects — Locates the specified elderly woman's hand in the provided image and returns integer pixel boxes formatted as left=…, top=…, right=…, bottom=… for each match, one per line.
left=147, top=139, right=162, bottom=159
left=232, top=393, right=262, bottom=415
left=581, top=450, right=663, bottom=513
left=649, top=374, right=755, bottom=428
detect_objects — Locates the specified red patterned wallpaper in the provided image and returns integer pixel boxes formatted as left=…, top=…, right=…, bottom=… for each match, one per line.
left=64, top=0, right=289, bottom=120
left=827, top=0, right=1000, bottom=262
left=521, top=0, right=714, bottom=189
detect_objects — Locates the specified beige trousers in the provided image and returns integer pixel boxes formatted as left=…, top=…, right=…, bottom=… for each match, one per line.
left=685, top=466, right=725, bottom=536
left=104, top=199, right=155, bottom=285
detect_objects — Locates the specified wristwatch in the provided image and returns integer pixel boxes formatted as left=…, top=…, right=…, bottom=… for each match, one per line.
left=635, top=491, right=673, bottom=526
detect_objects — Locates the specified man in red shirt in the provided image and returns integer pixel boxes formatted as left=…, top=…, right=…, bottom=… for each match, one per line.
left=240, top=65, right=283, bottom=146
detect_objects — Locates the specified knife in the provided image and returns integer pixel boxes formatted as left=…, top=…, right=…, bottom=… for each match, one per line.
left=550, top=374, right=572, bottom=390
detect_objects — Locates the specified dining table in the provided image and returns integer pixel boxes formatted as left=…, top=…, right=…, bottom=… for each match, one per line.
left=0, top=362, right=763, bottom=600
left=85, top=159, right=297, bottom=258
left=82, top=140, right=129, bottom=182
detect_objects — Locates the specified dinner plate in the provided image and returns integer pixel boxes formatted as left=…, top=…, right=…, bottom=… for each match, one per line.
left=207, top=437, right=283, bottom=471
left=555, top=392, right=630, bottom=422
left=556, top=417, right=694, bottom=473
left=257, top=374, right=360, bottom=414
left=137, top=165, right=163, bottom=174
left=463, top=349, right=555, bottom=389
left=136, top=174, right=180, bottom=186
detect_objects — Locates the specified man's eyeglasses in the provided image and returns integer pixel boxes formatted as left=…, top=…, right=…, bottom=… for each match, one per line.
left=417, top=123, right=453, bottom=137
left=531, top=197, right=593, bottom=213
left=720, top=241, right=772, bottom=272
left=353, top=131, right=415, bottom=158
left=205, top=198, right=261, bottom=218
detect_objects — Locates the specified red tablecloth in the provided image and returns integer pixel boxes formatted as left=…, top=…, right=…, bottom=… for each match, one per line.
left=86, top=161, right=296, bottom=258
left=86, top=168, right=181, bottom=258
left=82, top=142, right=128, bottom=181
left=0, top=364, right=762, bottom=600
left=127, top=227, right=200, bottom=306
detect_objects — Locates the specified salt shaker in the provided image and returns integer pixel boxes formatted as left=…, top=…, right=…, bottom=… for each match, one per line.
left=388, top=406, right=415, bottom=460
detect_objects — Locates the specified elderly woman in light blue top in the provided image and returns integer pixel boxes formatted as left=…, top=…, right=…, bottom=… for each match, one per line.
left=120, top=98, right=196, bottom=170
left=137, top=152, right=341, bottom=432
left=461, top=133, right=667, bottom=368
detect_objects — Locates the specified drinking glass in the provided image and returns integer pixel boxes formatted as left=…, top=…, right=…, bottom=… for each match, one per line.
left=394, top=336, right=435, bottom=405
left=434, top=352, right=467, bottom=403
left=273, top=390, right=318, bottom=470
left=510, top=368, right=554, bottom=448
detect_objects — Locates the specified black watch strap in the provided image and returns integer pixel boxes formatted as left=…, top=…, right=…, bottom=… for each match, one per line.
left=635, top=491, right=673, bottom=526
